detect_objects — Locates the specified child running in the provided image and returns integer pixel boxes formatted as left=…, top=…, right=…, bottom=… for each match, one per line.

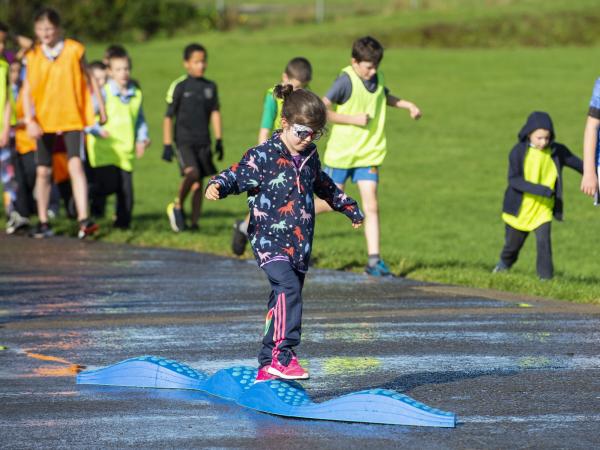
left=232, top=57, right=313, bottom=255
left=22, top=7, right=106, bottom=238
left=86, top=47, right=150, bottom=229
left=163, top=43, right=223, bottom=232
left=317, top=36, right=422, bottom=276
left=205, top=85, right=364, bottom=381
left=493, top=111, right=582, bottom=280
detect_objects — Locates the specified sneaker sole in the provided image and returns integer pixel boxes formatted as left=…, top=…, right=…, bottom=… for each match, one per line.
left=266, top=366, right=309, bottom=380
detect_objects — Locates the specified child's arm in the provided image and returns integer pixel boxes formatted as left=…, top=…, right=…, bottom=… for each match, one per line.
left=81, top=56, right=107, bottom=125
left=312, top=155, right=364, bottom=224
left=205, top=147, right=265, bottom=200
left=0, top=93, right=10, bottom=148
left=163, top=81, right=181, bottom=162
left=386, top=94, right=422, bottom=120
left=135, top=106, right=150, bottom=159
left=258, top=91, right=277, bottom=143
left=581, top=116, right=600, bottom=196
left=21, top=77, right=42, bottom=140
left=210, top=110, right=223, bottom=161
left=322, top=97, right=369, bottom=126
left=507, top=147, right=553, bottom=197
left=558, top=145, right=584, bottom=174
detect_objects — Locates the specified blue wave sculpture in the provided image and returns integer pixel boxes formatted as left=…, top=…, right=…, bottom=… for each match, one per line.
left=77, top=355, right=456, bottom=427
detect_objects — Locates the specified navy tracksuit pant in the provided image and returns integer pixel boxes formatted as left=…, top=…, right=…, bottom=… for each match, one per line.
left=258, top=261, right=305, bottom=368
left=500, top=222, right=553, bottom=279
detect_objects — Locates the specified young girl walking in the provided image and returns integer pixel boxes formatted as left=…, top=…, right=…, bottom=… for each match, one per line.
left=22, top=7, right=106, bottom=238
left=205, top=85, right=364, bottom=381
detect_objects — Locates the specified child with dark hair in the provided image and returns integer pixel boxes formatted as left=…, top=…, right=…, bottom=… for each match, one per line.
left=163, top=43, right=223, bottom=232
left=86, top=46, right=149, bottom=229
left=89, top=60, right=107, bottom=88
left=493, top=111, right=582, bottom=280
left=231, top=56, right=313, bottom=256
left=317, top=35, right=422, bottom=276
left=206, top=85, right=364, bottom=382
left=22, top=7, right=106, bottom=238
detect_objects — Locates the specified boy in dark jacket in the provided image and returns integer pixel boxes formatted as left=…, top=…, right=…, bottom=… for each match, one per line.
left=493, top=111, right=583, bottom=280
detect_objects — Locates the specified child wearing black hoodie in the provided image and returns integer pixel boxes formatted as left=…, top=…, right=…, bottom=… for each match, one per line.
left=493, top=111, right=583, bottom=280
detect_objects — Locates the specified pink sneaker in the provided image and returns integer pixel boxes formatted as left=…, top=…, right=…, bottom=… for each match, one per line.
left=254, top=365, right=277, bottom=383
left=267, top=356, right=309, bottom=380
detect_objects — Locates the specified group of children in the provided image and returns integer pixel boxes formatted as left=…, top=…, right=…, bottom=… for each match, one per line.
left=0, top=9, right=149, bottom=238
left=1, top=8, right=598, bottom=381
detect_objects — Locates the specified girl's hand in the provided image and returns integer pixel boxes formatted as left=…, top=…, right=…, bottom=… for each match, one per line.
left=409, top=105, right=422, bottom=120
left=99, top=128, right=110, bottom=139
left=352, top=220, right=363, bottom=229
left=205, top=183, right=220, bottom=200
left=26, top=120, right=43, bottom=140
left=353, top=113, right=369, bottom=127
left=581, top=172, right=599, bottom=197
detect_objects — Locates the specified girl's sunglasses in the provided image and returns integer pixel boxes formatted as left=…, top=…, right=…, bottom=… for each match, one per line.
left=292, top=123, right=323, bottom=141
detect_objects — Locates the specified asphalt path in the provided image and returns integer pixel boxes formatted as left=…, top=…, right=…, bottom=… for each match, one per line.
left=1, top=234, right=599, bottom=449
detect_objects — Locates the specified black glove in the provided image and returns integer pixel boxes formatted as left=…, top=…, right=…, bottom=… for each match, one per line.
left=215, top=139, right=224, bottom=161
left=162, top=144, right=174, bottom=162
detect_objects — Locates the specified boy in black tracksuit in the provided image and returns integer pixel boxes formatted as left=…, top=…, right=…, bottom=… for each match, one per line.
left=494, top=111, right=583, bottom=279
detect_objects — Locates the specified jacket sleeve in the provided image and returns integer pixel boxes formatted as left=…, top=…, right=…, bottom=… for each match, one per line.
left=312, top=155, right=364, bottom=223
left=206, top=146, right=264, bottom=198
left=559, top=145, right=584, bottom=174
left=507, top=146, right=553, bottom=197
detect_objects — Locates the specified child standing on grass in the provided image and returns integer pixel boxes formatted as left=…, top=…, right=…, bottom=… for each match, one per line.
left=7, top=59, right=37, bottom=235
left=163, top=43, right=223, bottom=232
left=205, top=86, right=363, bottom=381
left=493, top=111, right=582, bottom=280
left=580, top=77, right=600, bottom=202
left=22, top=7, right=106, bottom=239
left=317, top=36, right=422, bottom=277
left=232, top=57, right=313, bottom=256
left=86, top=47, right=150, bottom=229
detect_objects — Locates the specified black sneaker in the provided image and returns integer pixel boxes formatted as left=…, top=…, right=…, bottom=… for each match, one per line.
left=166, top=202, right=185, bottom=232
left=32, top=222, right=54, bottom=239
left=78, top=219, right=99, bottom=239
left=231, top=220, right=248, bottom=256
left=189, top=223, right=199, bottom=231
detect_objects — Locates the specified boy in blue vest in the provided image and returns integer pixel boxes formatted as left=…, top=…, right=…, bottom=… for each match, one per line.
left=163, top=43, right=223, bottom=232
left=317, top=36, right=422, bottom=276
left=86, top=47, right=150, bottom=229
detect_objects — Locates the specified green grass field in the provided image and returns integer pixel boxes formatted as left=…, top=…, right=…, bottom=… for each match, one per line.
left=8, top=2, right=600, bottom=303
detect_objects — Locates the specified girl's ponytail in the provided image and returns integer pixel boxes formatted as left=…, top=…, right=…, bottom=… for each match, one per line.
left=273, top=83, right=294, bottom=100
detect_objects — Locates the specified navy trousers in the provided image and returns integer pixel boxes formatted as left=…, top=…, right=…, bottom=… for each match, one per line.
left=258, top=261, right=305, bottom=367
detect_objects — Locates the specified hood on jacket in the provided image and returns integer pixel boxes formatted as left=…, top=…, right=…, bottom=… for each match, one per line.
left=518, top=111, right=555, bottom=143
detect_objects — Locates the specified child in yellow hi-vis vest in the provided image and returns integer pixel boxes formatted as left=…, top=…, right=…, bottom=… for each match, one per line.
left=493, top=111, right=582, bottom=280
left=86, top=47, right=150, bottom=229
left=317, top=36, right=422, bottom=276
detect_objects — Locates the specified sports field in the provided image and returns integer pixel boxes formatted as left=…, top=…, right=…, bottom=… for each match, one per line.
left=9, top=1, right=600, bottom=303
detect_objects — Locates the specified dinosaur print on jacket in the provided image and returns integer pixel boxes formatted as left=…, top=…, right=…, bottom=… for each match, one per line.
left=207, top=133, right=364, bottom=272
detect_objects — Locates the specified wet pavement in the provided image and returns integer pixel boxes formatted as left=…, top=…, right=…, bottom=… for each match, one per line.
left=1, top=234, right=599, bottom=449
